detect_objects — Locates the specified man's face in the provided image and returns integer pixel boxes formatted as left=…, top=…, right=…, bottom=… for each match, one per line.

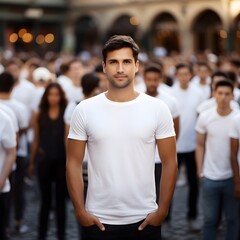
left=176, top=67, right=192, bottom=88
left=214, top=86, right=233, bottom=108
left=6, top=64, right=20, bottom=81
left=102, top=48, right=139, bottom=90
left=144, top=71, right=161, bottom=96
left=68, top=61, right=84, bottom=82
left=198, top=66, right=210, bottom=80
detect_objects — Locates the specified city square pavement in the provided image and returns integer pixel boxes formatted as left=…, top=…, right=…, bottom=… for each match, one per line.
left=10, top=170, right=226, bottom=240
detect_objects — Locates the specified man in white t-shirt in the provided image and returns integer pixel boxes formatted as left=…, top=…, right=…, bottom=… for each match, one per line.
left=143, top=63, right=179, bottom=199
left=0, top=72, right=29, bottom=234
left=196, top=79, right=239, bottom=240
left=197, top=71, right=239, bottom=115
left=57, top=58, right=84, bottom=103
left=191, top=62, right=211, bottom=100
left=0, top=110, right=16, bottom=239
left=66, top=35, right=178, bottom=240
left=171, top=63, right=205, bottom=231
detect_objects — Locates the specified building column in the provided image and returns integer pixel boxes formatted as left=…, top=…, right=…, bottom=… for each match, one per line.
left=179, top=22, right=194, bottom=56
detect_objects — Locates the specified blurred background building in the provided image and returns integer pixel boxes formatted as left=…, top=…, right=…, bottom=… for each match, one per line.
left=0, top=0, right=240, bottom=56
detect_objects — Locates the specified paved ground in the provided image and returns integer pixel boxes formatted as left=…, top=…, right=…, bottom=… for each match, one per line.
left=9, top=171, right=226, bottom=240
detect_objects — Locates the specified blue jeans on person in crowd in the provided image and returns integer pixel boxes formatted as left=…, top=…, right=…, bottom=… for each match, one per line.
left=202, top=177, right=238, bottom=240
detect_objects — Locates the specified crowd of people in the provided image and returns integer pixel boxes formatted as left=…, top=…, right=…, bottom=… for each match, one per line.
left=0, top=34, right=240, bottom=240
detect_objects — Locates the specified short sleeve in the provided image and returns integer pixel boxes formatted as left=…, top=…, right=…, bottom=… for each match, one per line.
left=155, top=101, right=176, bottom=139
left=1, top=114, right=16, bottom=149
left=229, top=115, right=240, bottom=139
left=195, top=113, right=207, bottom=134
left=68, top=103, right=88, bottom=141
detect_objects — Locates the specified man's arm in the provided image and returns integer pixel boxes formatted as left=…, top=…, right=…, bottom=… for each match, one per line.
left=66, top=139, right=105, bottom=230
left=173, top=116, right=179, bottom=140
left=195, top=132, right=206, bottom=178
left=230, top=138, right=240, bottom=199
left=0, top=147, right=16, bottom=191
left=139, top=136, right=178, bottom=230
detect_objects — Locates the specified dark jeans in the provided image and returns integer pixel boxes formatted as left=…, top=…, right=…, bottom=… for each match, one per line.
left=0, top=192, right=10, bottom=240
left=37, top=157, right=67, bottom=240
left=82, top=220, right=161, bottom=240
left=7, top=156, right=27, bottom=225
left=177, top=151, right=199, bottom=220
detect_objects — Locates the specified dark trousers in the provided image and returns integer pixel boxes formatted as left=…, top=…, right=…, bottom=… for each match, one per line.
left=0, top=192, right=10, bottom=240
left=82, top=220, right=161, bottom=240
left=7, top=156, right=27, bottom=226
left=37, top=157, right=67, bottom=240
left=177, top=151, right=199, bottom=220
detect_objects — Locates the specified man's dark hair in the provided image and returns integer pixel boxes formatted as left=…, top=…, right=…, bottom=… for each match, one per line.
left=0, top=72, right=15, bottom=93
left=175, top=63, right=193, bottom=74
left=211, top=71, right=228, bottom=80
left=214, top=79, right=234, bottom=92
left=81, top=73, right=100, bottom=97
left=102, top=35, right=140, bottom=63
left=60, top=58, right=81, bottom=75
left=144, top=63, right=162, bottom=75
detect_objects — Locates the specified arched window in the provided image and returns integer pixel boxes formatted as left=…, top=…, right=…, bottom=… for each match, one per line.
left=151, top=12, right=180, bottom=55
left=192, top=10, right=224, bottom=55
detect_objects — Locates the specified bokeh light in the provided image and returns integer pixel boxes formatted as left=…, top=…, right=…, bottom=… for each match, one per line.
left=36, top=34, right=45, bottom=44
left=9, top=33, right=18, bottom=43
left=45, top=33, right=54, bottom=43
left=130, top=16, right=140, bottom=26
left=18, top=28, right=27, bottom=38
left=22, top=33, right=33, bottom=43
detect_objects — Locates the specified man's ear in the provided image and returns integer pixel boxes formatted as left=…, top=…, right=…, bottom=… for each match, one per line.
left=102, top=61, right=106, bottom=74
left=135, top=60, right=139, bottom=74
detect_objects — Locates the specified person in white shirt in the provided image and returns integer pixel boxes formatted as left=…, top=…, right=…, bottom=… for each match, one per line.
left=66, top=35, right=178, bottom=240
left=57, top=58, right=84, bottom=103
left=171, top=63, right=205, bottom=231
left=197, top=71, right=239, bottom=114
left=191, top=62, right=211, bottom=100
left=0, top=72, right=29, bottom=234
left=143, top=63, right=179, bottom=198
left=31, top=67, right=53, bottom=112
left=0, top=110, right=16, bottom=239
left=196, top=79, right=239, bottom=240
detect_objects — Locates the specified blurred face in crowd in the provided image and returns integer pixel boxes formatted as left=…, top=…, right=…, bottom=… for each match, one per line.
left=214, top=86, right=233, bottom=109
left=144, top=71, right=161, bottom=97
left=47, top=86, right=61, bottom=107
left=176, top=67, right=192, bottom=89
left=102, top=48, right=139, bottom=90
left=68, top=61, right=84, bottom=84
left=96, top=72, right=108, bottom=92
left=198, top=65, right=210, bottom=81
left=211, top=76, right=226, bottom=96
left=6, top=63, right=21, bottom=82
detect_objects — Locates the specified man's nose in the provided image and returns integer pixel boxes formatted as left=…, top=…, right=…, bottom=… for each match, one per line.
left=117, top=63, right=124, bottom=73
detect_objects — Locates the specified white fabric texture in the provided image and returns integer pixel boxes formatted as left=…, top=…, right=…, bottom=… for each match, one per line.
left=68, top=92, right=175, bottom=224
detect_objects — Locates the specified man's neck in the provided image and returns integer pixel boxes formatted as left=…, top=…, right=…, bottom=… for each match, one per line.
left=145, top=90, right=158, bottom=97
left=217, top=106, right=232, bottom=116
left=105, top=88, right=139, bottom=102
left=0, top=93, right=11, bottom=100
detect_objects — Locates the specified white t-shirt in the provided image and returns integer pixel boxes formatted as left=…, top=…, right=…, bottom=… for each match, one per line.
left=68, top=92, right=175, bottom=224
left=0, top=103, right=18, bottom=132
left=0, top=99, right=29, bottom=157
left=0, top=110, right=16, bottom=192
left=197, top=97, right=239, bottom=114
left=57, top=75, right=83, bottom=102
left=171, top=83, right=204, bottom=152
left=155, top=90, right=179, bottom=163
left=229, top=113, right=240, bottom=173
left=31, top=87, right=45, bottom=112
left=11, top=79, right=36, bottom=122
left=196, top=108, right=239, bottom=180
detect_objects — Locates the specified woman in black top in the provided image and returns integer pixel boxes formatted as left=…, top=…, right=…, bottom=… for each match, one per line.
left=29, top=82, right=68, bottom=240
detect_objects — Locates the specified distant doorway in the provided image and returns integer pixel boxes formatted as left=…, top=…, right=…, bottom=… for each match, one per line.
left=151, top=12, right=180, bottom=55
left=192, top=10, right=224, bottom=55
left=75, top=16, right=99, bottom=54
